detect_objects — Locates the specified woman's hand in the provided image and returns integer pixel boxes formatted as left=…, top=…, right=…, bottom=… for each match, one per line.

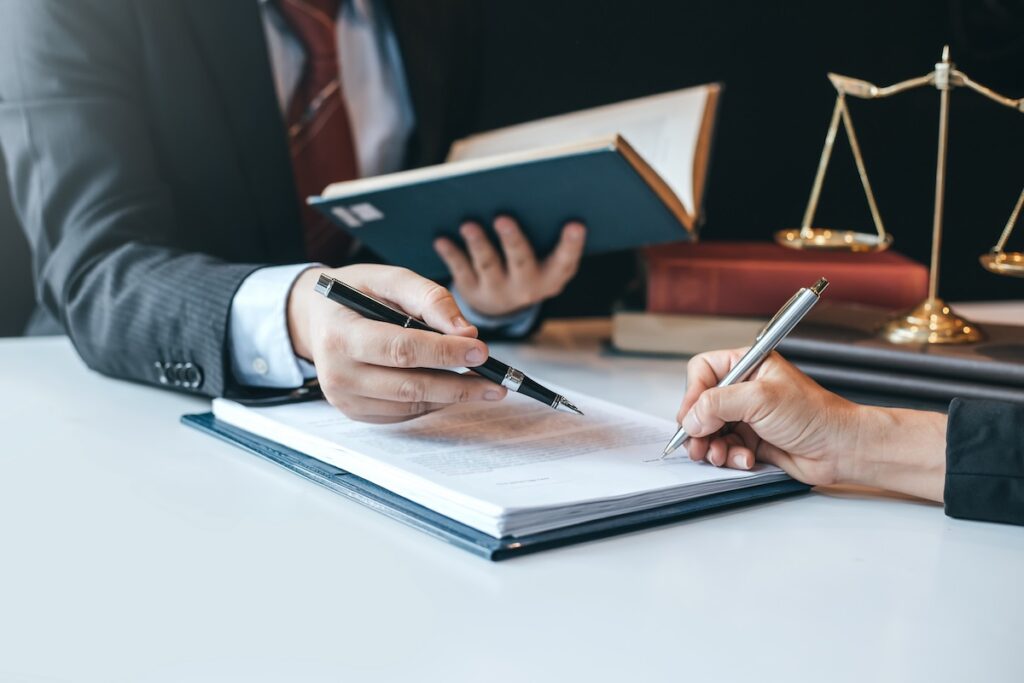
left=287, top=264, right=506, bottom=424
left=433, top=215, right=586, bottom=316
left=677, top=349, right=859, bottom=485
left=675, top=349, right=947, bottom=501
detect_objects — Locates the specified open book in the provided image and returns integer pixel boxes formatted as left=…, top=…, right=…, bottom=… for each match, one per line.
left=309, top=84, right=720, bottom=278
left=208, top=383, right=791, bottom=541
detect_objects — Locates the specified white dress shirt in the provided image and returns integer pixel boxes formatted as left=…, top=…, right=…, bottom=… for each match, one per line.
left=229, top=0, right=536, bottom=389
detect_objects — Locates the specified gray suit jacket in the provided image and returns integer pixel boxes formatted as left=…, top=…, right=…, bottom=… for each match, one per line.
left=0, top=0, right=481, bottom=396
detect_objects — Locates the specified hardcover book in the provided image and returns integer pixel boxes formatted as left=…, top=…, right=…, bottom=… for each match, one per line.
left=643, top=241, right=929, bottom=316
left=309, top=84, right=720, bottom=279
left=611, top=303, right=1024, bottom=407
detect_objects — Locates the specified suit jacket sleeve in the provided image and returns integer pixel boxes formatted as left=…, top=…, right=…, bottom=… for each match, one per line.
left=0, top=0, right=262, bottom=397
left=944, top=398, right=1024, bottom=526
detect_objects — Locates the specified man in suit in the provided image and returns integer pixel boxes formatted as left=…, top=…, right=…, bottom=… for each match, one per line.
left=0, top=0, right=587, bottom=423
left=673, top=350, right=1024, bottom=527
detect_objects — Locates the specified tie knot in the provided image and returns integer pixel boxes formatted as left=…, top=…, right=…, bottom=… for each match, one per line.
left=276, top=0, right=344, bottom=57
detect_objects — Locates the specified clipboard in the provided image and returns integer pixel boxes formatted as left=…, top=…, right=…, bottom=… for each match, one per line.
left=183, top=412, right=809, bottom=560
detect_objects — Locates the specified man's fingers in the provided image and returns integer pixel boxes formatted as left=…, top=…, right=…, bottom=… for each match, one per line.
left=434, top=237, right=478, bottom=291
left=540, top=222, right=586, bottom=294
left=460, top=222, right=504, bottom=287
left=326, top=395, right=450, bottom=423
left=493, top=216, right=538, bottom=281
left=344, top=264, right=477, bottom=336
left=338, top=319, right=489, bottom=369
left=324, top=363, right=507, bottom=405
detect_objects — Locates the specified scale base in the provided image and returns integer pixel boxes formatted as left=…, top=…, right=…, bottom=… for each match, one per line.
left=880, top=298, right=984, bottom=345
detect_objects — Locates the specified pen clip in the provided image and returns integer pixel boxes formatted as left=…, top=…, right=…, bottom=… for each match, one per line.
left=756, top=290, right=803, bottom=341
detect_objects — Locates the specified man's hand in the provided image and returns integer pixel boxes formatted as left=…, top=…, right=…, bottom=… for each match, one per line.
left=433, top=216, right=586, bottom=316
left=675, top=349, right=947, bottom=501
left=287, top=264, right=506, bottom=423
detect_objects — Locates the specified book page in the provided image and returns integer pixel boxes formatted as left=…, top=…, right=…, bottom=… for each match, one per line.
left=213, top=385, right=784, bottom=536
left=448, top=86, right=711, bottom=216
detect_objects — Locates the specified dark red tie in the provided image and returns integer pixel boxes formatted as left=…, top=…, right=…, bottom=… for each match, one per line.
left=276, top=0, right=359, bottom=264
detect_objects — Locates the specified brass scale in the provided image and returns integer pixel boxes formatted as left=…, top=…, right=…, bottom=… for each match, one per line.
left=776, top=46, right=1024, bottom=345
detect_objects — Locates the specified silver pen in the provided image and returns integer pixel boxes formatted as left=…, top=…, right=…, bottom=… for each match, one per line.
left=661, top=277, right=829, bottom=458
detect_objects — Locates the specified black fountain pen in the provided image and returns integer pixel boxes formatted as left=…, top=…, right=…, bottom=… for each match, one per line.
left=314, top=275, right=584, bottom=415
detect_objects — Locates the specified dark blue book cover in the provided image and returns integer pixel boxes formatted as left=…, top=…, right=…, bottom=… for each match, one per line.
left=308, top=136, right=698, bottom=279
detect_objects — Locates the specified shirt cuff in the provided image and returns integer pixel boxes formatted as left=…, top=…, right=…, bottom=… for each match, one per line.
left=453, top=288, right=540, bottom=338
left=228, top=263, right=321, bottom=388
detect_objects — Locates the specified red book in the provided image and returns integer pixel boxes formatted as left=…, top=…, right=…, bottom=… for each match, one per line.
left=644, top=241, right=929, bottom=316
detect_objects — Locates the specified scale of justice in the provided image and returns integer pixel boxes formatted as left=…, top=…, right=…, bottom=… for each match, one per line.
left=775, top=46, right=1024, bottom=345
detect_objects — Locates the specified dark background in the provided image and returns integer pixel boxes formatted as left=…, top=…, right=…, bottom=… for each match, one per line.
left=471, top=0, right=1024, bottom=312
left=3, top=0, right=1024, bottom=334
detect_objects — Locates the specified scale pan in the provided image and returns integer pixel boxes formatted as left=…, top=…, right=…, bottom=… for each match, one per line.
left=774, top=227, right=893, bottom=253
left=980, top=251, right=1024, bottom=278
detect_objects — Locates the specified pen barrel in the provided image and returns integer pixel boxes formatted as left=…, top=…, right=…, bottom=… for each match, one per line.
left=516, top=375, right=558, bottom=408
left=721, top=288, right=822, bottom=386
left=473, top=358, right=510, bottom=386
left=757, top=287, right=821, bottom=347
left=471, top=359, right=558, bottom=407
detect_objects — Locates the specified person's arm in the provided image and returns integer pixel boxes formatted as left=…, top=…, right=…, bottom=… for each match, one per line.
left=226, top=250, right=551, bottom=390
left=0, top=2, right=563, bottom=410
left=0, top=0, right=260, bottom=396
left=676, top=349, right=1024, bottom=525
left=674, top=349, right=950, bottom=495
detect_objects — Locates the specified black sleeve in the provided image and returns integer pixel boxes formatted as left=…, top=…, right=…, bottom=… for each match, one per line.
left=944, top=398, right=1024, bottom=526
left=0, top=0, right=260, bottom=397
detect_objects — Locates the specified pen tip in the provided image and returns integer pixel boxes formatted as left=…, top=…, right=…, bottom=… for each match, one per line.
left=555, top=397, right=584, bottom=415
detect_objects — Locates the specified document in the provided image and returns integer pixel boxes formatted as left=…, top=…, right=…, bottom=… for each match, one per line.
left=213, top=386, right=787, bottom=538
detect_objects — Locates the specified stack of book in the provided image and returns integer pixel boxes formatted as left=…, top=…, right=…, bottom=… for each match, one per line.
left=614, top=242, right=1024, bottom=408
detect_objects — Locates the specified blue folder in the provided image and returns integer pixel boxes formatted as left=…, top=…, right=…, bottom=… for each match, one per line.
left=182, top=412, right=810, bottom=561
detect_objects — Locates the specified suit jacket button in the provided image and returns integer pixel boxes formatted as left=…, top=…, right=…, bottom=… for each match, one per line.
left=154, top=361, right=169, bottom=385
left=183, top=362, right=202, bottom=389
left=171, top=362, right=185, bottom=386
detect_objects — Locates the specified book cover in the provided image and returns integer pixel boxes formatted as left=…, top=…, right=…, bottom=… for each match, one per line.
left=644, top=241, right=929, bottom=316
left=310, top=139, right=694, bottom=280
left=611, top=303, right=1024, bottom=406
left=308, top=84, right=720, bottom=279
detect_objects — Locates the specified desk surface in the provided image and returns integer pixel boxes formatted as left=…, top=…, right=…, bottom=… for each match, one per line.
left=2, top=308, right=1023, bottom=682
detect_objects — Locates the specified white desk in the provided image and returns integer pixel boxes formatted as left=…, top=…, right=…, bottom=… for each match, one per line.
left=2, top=310, right=1022, bottom=683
